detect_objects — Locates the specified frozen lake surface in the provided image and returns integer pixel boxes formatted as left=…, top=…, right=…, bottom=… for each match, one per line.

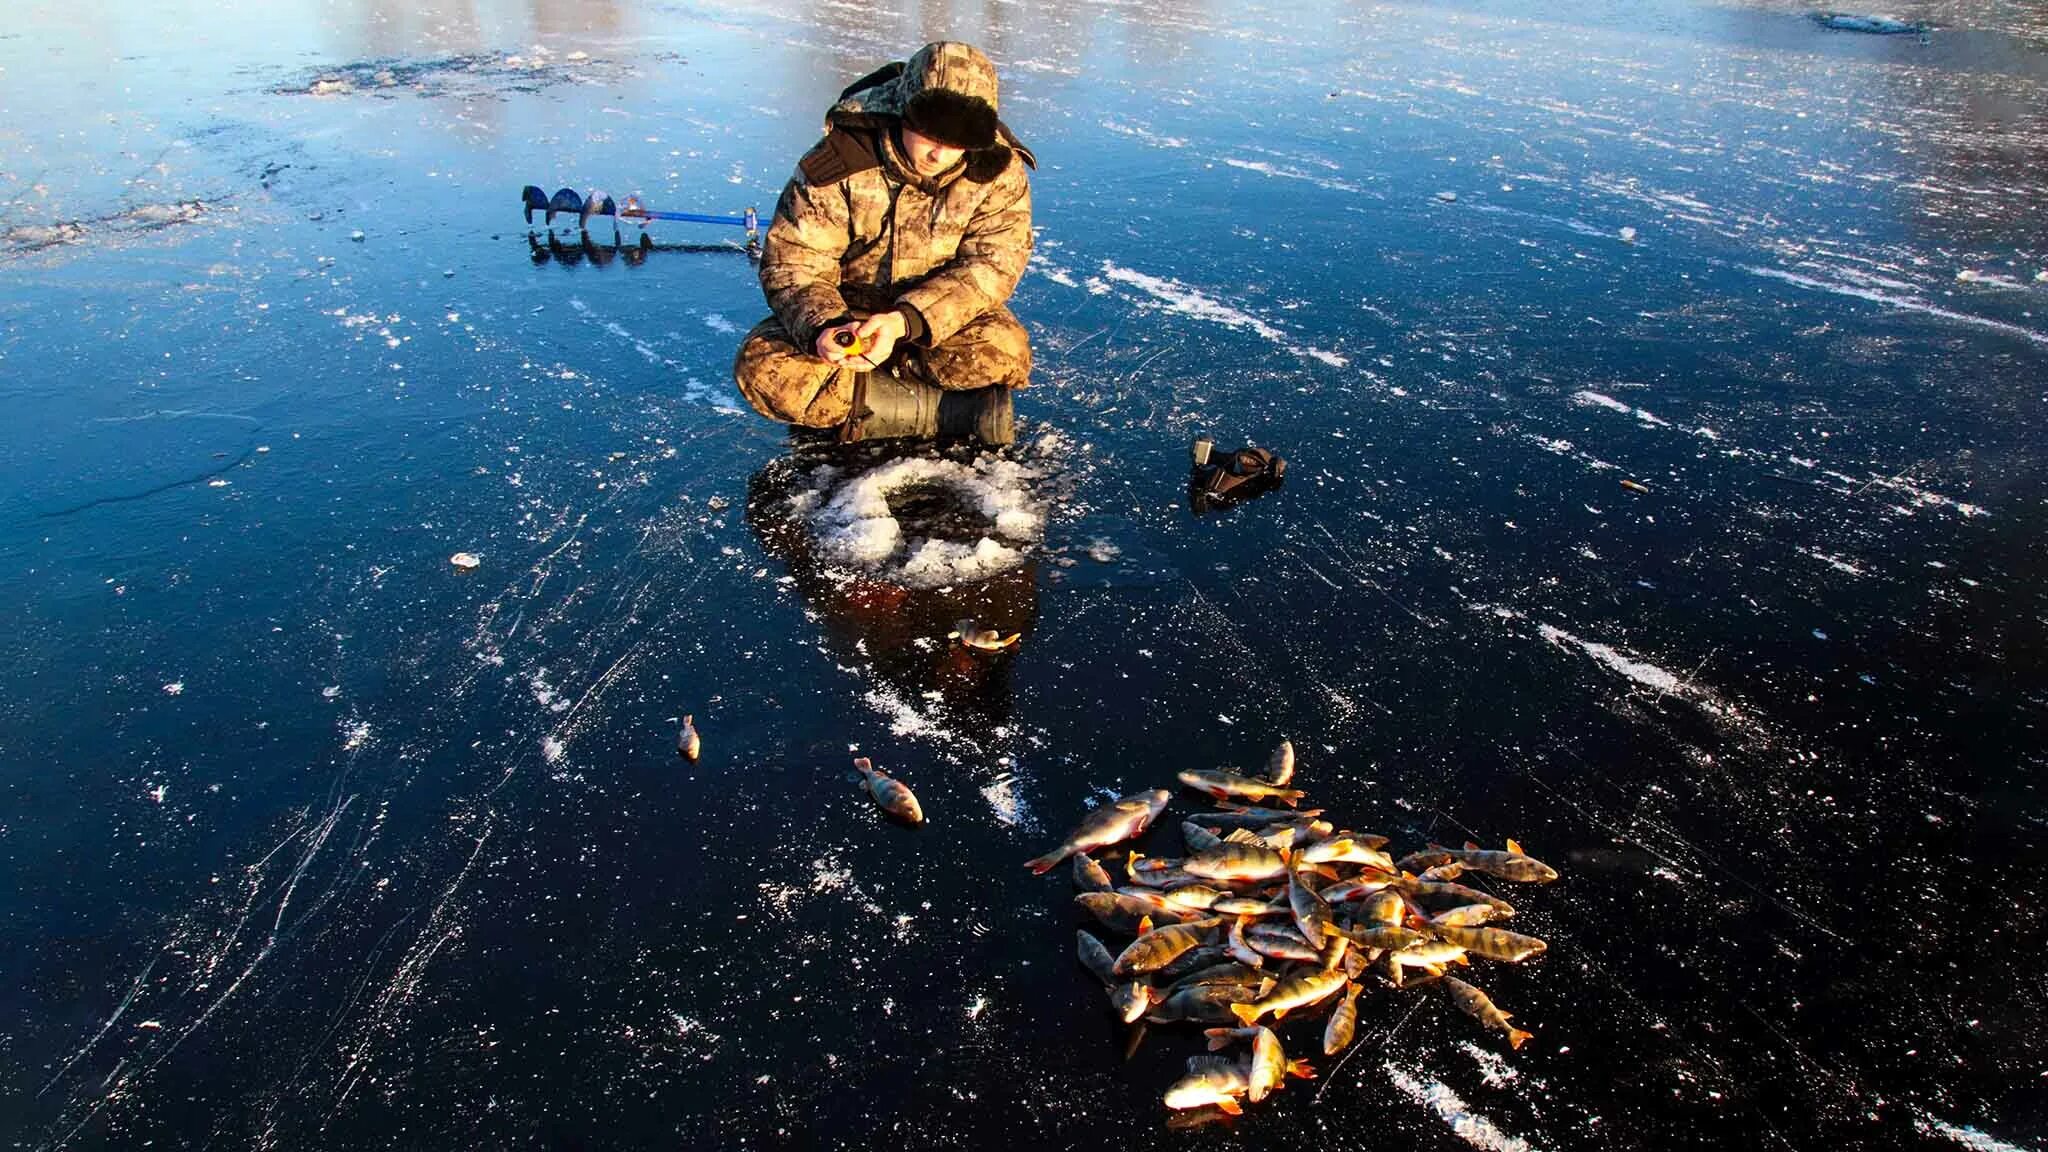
left=3, top=0, right=2044, bottom=1148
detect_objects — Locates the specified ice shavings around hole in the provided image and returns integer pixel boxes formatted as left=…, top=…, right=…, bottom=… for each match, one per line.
left=794, top=455, right=1045, bottom=589
left=1385, top=1064, right=1539, bottom=1152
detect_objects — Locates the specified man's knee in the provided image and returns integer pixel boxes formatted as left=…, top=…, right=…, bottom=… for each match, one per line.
left=923, top=309, right=1033, bottom=390
left=733, top=318, right=855, bottom=427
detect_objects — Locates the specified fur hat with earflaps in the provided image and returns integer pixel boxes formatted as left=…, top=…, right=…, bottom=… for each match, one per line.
left=902, top=87, right=998, bottom=150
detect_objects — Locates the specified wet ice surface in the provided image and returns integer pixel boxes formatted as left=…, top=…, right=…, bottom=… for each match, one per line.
left=2, top=0, right=2045, bottom=1148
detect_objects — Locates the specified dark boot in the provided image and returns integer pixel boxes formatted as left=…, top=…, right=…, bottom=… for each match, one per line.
left=936, top=386, right=1015, bottom=446
left=839, top=370, right=940, bottom=443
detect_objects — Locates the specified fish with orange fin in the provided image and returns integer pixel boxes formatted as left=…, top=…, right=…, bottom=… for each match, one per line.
left=1430, top=903, right=1506, bottom=928
left=1263, top=739, right=1296, bottom=786
left=1429, top=923, right=1549, bottom=963
left=1183, top=842, right=1289, bottom=883
left=1202, top=1025, right=1315, bottom=1102
left=948, top=618, right=1020, bottom=651
left=1078, top=929, right=1161, bottom=1023
left=1024, top=789, right=1171, bottom=874
left=1392, top=872, right=1518, bottom=917
left=1113, top=918, right=1224, bottom=976
left=1228, top=965, right=1347, bottom=1025
left=1072, top=853, right=1113, bottom=893
left=1163, top=1056, right=1251, bottom=1114
left=1404, top=840, right=1556, bottom=883
left=1445, top=974, right=1534, bottom=1049
left=1322, top=983, right=1364, bottom=1055
left=852, top=757, right=923, bottom=824
left=1177, top=768, right=1306, bottom=807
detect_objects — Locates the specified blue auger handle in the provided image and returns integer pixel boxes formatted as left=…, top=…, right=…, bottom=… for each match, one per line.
left=521, top=185, right=758, bottom=233
left=624, top=206, right=759, bottom=229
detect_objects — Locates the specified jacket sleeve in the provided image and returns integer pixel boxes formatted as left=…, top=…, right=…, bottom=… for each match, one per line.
left=894, top=159, right=1033, bottom=345
left=759, top=173, right=853, bottom=351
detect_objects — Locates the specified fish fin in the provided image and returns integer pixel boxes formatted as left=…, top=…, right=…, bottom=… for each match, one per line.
left=1279, top=788, right=1307, bottom=807
left=1287, top=1058, right=1317, bottom=1080
left=1215, top=1098, right=1243, bottom=1116
left=1508, top=1026, right=1533, bottom=1050
left=1506, top=838, right=1524, bottom=855
left=1464, top=840, right=1481, bottom=851
left=1453, top=953, right=1471, bottom=967
left=1271, top=1006, right=1289, bottom=1021
left=1025, top=846, right=1071, bottom=874
left=1216, top=800, right=1248, bottom=812
left=1126, top=850, right=1144, bottom=879
left=853, top=756, right=872, bottom=773
left=1138, top=915, right=1154, bottom=936
left=1203, top=1028, right=1234, bottom=1051
left=1229, top=1003, right=1260, bottom=1027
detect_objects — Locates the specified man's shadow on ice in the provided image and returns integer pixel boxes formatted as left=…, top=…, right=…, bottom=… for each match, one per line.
left=745, top=450, right=1037, bottom=732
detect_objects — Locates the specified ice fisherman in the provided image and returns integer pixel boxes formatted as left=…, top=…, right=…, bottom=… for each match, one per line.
left=732, top=42, right=1035, bottom=446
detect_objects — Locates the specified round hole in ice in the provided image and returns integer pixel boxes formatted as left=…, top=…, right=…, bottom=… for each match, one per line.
left=799, top=455, right=1045, bottom=588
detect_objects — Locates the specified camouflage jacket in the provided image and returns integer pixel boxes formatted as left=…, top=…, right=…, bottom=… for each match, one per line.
left=758, top=43, right=1036, bottom=350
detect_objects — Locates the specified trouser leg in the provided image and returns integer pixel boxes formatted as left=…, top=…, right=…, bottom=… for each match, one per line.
left=732, top=315, right=858, bottom=428
left=899, top=306, right=1033, bottom=392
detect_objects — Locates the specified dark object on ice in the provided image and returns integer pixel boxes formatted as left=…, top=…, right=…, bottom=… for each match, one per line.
left=525, top=230, right=753, bottom=268
left=1188, top=438, right=1285, bottom=514
left=1811, top=12, right=1925, bottom=34
left=838, top=371, right=1014, bottom=446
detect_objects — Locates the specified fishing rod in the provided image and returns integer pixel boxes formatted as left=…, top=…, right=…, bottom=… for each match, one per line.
left=520, top=185, right=762, bottom=256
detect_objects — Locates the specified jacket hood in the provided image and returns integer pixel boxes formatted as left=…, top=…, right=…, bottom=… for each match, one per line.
left=826, top=42, right=1036, bottom=182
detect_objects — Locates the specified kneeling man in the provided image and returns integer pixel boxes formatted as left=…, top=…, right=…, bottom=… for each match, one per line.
left=733, top=41, right=1034, bottom=445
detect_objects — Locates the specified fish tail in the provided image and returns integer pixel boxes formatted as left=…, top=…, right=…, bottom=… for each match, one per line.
left=1229, top=1003, right=1260, bottom=1027
left=1202, top=1028, right=1234, bottom=1051
left=1025, top=845, right=1072, bottom=874
left=1508, top=1025, right=1533, bottom=1050
left=1216, top=1098, right=1243, bottom=1116
left=853, top=756, right=872, bottom=774
left=1278, top=788, right=1307, bottom=807
left=1287, top=1058, right=1317, bottom=1081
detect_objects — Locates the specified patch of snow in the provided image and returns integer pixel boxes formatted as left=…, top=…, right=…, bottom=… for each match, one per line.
left=1385, top=1064, right=1538, bottom=1152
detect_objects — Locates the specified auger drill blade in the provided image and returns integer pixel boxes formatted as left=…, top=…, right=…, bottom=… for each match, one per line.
left=580, top=189, right=616, bottom=228
left=545, top=187, right=583, bottom=226
left=520, top=185, right=549, bottom=225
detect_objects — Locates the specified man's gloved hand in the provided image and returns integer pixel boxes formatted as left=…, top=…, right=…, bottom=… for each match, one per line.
left=813, top=320, right=867, bottom=365
left=813, top=313, right=906, bottom=370
left=849, top=311, right=909, bottom=369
